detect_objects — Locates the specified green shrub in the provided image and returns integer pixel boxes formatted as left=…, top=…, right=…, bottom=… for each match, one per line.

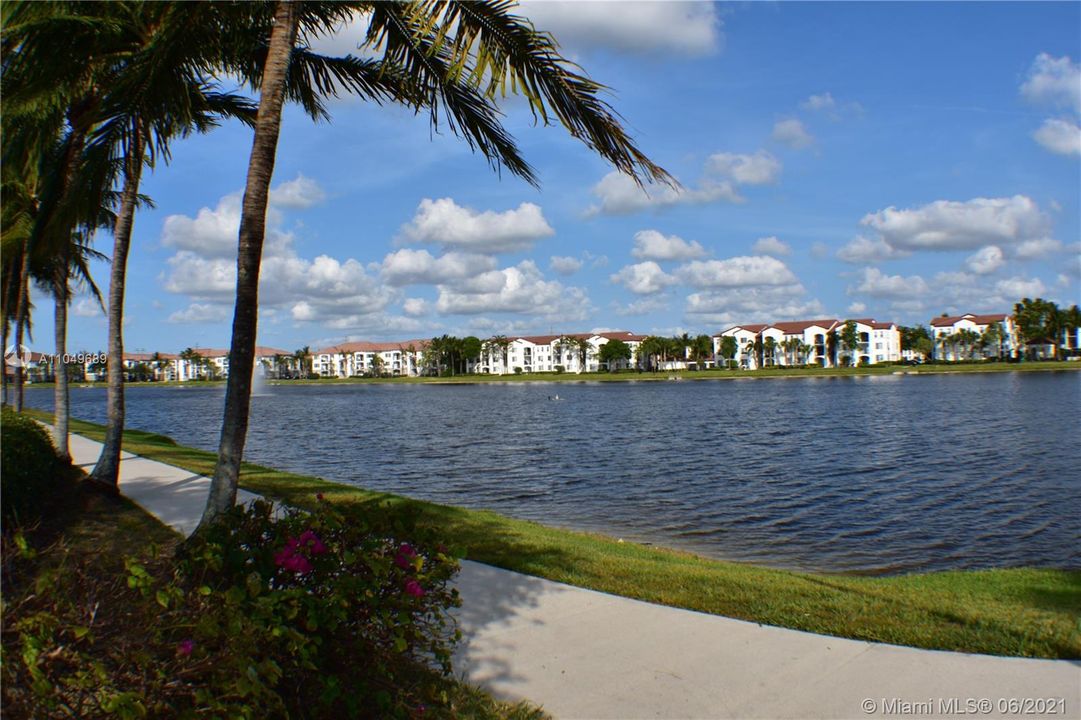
left=173, top=498, right=462, bottom=717
left=1, top=407, right=63, bottom=525
left=6, top=496, right=463, bottom=718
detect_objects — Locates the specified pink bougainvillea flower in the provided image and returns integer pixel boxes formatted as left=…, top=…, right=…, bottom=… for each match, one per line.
left=298, top=529, right=328, bottom=555
left=177, top=639, right=195, bottom=656
left=404, top=579, right=425, bottom=598
left=395, top=542, right=418, bottom=569
left=274, top=535, right=316, bottom=573
left=281, top=553, right=313, bottom=573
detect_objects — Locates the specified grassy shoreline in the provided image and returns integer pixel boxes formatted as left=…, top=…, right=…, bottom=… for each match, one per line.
left=22, top=359, right=1081, bottom=389
left=19, top=408, right=1081, bottom=660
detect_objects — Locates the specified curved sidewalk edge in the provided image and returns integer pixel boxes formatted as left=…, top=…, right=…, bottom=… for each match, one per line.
left=57, top=429, right=1081, bottom=720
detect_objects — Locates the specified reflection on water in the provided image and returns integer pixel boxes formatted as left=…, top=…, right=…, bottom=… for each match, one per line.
left=26, top=371, right=1081, bottom=574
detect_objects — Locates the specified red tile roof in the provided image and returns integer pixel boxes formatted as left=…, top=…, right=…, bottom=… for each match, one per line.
left=254, top=346, right=291, bottom=357
left=767, top=319, right=840, bottom=334
left=848, top=318, right=897, bottom=330
left=595, top=331, right=647, bottom=342
left=719, top=323, right=769, bottom=335
left=930, top=313, right=1008, bottom=327
left=314, top=339, right=429, bottom=355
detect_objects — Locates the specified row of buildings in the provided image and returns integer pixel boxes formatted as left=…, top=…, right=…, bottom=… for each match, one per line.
left=11, top=311, right=1073, bottom=383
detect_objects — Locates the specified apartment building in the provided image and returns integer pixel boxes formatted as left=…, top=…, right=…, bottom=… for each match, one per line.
left=476, top=332, right=647, bottom=375
left=928, top=313, right=1017, bottom=360
left=714, top=319, right=901, bottom=368
left=312, top=340, right=429, bottom=378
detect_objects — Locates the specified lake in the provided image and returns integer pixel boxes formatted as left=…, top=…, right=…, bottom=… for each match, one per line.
left=25, top=371, right=1081, bottom=574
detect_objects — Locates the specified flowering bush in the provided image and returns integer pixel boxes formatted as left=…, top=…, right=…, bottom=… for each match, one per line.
left=4, top=494, right=462, bottom=718
left=172, top=498, right=462, bottom=717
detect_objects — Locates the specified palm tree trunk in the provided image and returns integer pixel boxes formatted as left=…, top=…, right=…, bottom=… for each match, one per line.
left=90, top=127, right=144, bottom=488
left=199, top=0, right=298, bottom=530
left=1, top=317, right=8, bottom=405
left=12, top=242, right=31, bottom=412
left=53, top=271, right=70, bottom=462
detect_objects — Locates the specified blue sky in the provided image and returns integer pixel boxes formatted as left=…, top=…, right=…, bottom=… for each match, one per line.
left=48, top=1, right=1081, bottom=354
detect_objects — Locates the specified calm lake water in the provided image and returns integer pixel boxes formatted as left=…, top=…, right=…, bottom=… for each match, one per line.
left=26, top=372, right=1081, bottom=574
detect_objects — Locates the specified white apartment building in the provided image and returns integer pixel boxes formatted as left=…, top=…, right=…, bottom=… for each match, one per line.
left=312, top=340, right=428, bottom=378
left=713, top=323, right=769, bottom=369
left=851, top=319, right=902, bottom=365
left=929, top=313, right=1017, bottom=361
left=477, top=332, right=646, bottom=375
left=714, top=319, right=901, bottom=368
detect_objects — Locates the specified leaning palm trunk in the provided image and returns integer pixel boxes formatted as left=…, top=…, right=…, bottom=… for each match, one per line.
left=90, top=127, right=145, bottom=488
left=52, top=272, right=70, bottom=460
left=11, top=242, right=31, bottom=411
left=199, top=1, right=298, bottom=529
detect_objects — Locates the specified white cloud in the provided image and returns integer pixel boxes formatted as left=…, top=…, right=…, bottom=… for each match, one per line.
left=771, top=119, right=814, bottom=149
left=398, top=198, right=554, bottom=253
left=72, top=298, right=103, bottom=318
left=631, top=229, right=707, bottom=261
left=851, top=267, right=930, bottom=299
left=706, top=151, right=781, bottom=185
left=163, top=252, right=237, bottom=297
left=549, top=255, right=584, bottom=275
left=860, top=195, right=1053, bottom=252
left=168, top=303, right=230, bottom=324
left=402, top=298, right=429, bottom=317
left=517, top=1, right=721, bottom=56
left=380, top=249, right=496, bottom=286
left=161, top=191, right=295, bottom=259
left=586, top=171, right=740, bottom=216
left=876, top=271, right=1054, bottom=322
left=1021, top=53, right=1081, bottom=114
left=685, top=285, right=824, bottom=326
left=838, top=235, right=908, bottom=263
left=801, top=93, right=836, bottom=112
left=1033, top=118, right=1081, bottom=156
left=270, top=175, right=327, bottom=209
left=587, top=150, right=781, bottom=216
left=1015, top=237, right=1064, bottom=260
left=435, top=260, right=589, bottom=319
left=848, top=301, right=867, bottom=314
left=615, top=295, right=670, bottom=316
left=994, top=275, right=1046, bottom=299
left=965, top=246, right=1005, bottom=275
left=164, top=250, right=395, bottom=327
left=676, top=256, right=798, bottom=288
left=610, top=261, right=677, bottom=295
left=751, top=236, right=791, bottom=257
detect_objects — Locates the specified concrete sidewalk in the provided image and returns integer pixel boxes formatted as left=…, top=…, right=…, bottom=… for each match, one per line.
left=61, top=430, right=1080, bottom=720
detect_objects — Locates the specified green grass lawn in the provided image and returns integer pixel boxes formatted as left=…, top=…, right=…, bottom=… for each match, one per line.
left=23, top=408, right=1081, bottom=660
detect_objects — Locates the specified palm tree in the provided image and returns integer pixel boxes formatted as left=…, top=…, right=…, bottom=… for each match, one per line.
left=763, top=337, right=778, bottom=367
left=198, top=1, right=671, bottom=527
left=752, top=336, right=765, bottom=369
left=37, top=231, right=105, bottom=461
left=839, top=321, right=860, bottom=367
left=293, top=346, right=312, bottom=379
left=178, top=347, right=203, bottom=381
left=85, top=5, right=257, bottom=487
